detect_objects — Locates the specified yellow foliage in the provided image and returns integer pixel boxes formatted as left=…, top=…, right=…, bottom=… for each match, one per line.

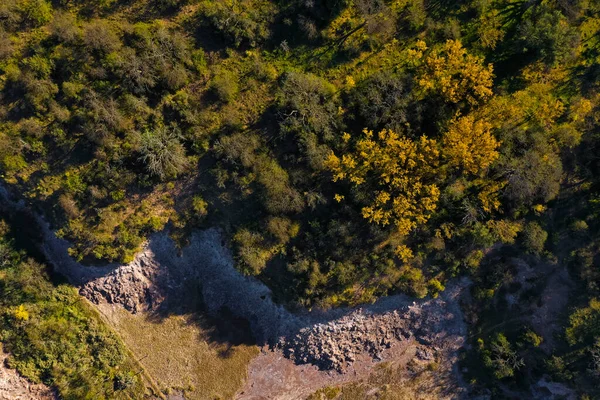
left=476, top=179, right=505, bottom=213
left=394, top=244, right=414, bottom=263
left=569, top=97, right=593, bottom=123
left=478, top=11, right=504, bottom=49
left=443, top=114, right=500, bottom=175
left=345, top=76, right=356, bottom=88
left=484, top=83, right=565, bottom=131
left=13, top=305, right=29, bottom=321
left=522, top=62, right=569, bottom=85
left=407, top=39, right=428, bottom=61
left=416, top=40, right=494, bottom=105
left=487, top=219, right=521, bottom=244
left=325, top=129, right=440, bottom=235
left=435, top=222, right=455, bottom=239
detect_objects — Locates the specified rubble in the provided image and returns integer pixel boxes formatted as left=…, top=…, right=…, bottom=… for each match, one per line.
left=282, top=309, right=411, bottom=372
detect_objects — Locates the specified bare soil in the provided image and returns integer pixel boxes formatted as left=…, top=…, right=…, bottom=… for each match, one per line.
left=0, top=352, right=55, bottom=400
left=238, top=280, right=468, bottom=399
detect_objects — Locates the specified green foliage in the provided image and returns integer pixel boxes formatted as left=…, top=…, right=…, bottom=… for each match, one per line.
left=0, top=222, right=143, bottom=398
left=140, top=125, right=188, bottom=180
left=210, top=70, right=239, bottom=103
left=197, top=0, right=277, bottom=47
left=521, top=222, right=548, bottom=255
left=1, top=3, right=600, bottom=395
left=519, top=4, right=580, bottom=65
left=279, top=71, right=338, bottom=139
left=192, top=195, right=209, bottom=218
left=233, top=228, right=273, bottom=275
left=480, top=333, right=524, bottom=379
left=18, top=0, right=52, bottom=27
left=522, top=330, right=543, bottom=347
left=566, top=298, right=600, bottom=346
left=347, top=71, right=413, bottom=132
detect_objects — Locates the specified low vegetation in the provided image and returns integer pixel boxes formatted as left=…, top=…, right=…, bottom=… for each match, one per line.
left=0, top=218, right=146, bottom=399
left=100, top=307, right=258, bottom=400
left=1, top=0, right=600, bottom=396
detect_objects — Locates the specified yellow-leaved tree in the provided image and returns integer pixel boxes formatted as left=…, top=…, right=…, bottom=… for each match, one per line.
left=413, top=39, right=494, bottom=105
left=325, top=129, right=440, bottom=235
left=443, top=114, right=500, bottom=175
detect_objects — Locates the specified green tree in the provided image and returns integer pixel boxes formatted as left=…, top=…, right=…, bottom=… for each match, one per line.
left=481, top=333, right=524, bottom=379
left=140, top=125, right=188, bottom=180
left=521, top=221, right=548, bottom=255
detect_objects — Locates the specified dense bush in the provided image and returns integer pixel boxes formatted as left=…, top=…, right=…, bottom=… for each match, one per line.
left=521, top=221, right=548, bottom=255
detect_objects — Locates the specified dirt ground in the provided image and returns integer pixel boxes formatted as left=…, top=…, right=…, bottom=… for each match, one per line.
left=0, top=351, right=55, bottom=400
left=236, top=281, right=468, bottom=399
left=237, top=342, right=417, bottom=400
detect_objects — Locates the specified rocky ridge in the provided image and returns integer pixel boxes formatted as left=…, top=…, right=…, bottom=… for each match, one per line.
left=283, top=309, right=411, bottom=371
left=0, top=182, right=468, bottom=391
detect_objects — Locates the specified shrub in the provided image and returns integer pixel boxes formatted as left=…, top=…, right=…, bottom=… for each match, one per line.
left=210, top=70, right=238, bottom=103
left=140, top=125, right=188, bottom=180
left=233, top=229, right=273, bottom=275
left=267, top=216, right=299, bottom=244
left=348, top=71, right=413, bottom=132
left=566, top=298, right=600, bottom=346
left=522, top=330, right=543, bottom=347
left=0, top=29, right=13, bottom=60
left=278, top=71, right=338, bottom=140
left=487, top=220, right=521, bottom=244
left=505, top=149, right=563, bottom=207
left=570, top=219, right=589, bottom=233
left=197, top=0, right=276, bottom=47
left=0, top=225, right=144, bottom=398
left=49, top=11, right=80, bottom=43
left=192, top=195, right=208, bottom=218
left=83, top=20, right=121, bottom=53
left=154, top=0, right=188, bottom=11
left=519, top=4, right=579, bottom=65
left=481, top=333, right=524, bottom=379
left=521, top=222, right=547, bottom=255
left=18, top=0, right=52, bottom=27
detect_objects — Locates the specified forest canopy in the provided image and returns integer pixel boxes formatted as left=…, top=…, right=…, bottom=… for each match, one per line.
left=2, top=0, right=600, bottom=396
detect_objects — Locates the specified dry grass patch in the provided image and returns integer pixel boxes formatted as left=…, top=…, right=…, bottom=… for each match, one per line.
left=97, top=304, right=258, bottom=399
left=308, top=360, right=456, bottom=400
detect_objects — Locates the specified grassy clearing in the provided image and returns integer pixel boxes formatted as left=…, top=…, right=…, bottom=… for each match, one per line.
left=97, top=305, right=258, bottom=399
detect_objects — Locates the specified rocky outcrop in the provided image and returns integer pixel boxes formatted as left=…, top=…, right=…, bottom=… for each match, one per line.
left=283, top=309, right=411, bottom=371
left=281, top=281, right=468, bottom=372
left=0, top=182, right=469, bottom=379
left=79, top=252, right=162, bottom=313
